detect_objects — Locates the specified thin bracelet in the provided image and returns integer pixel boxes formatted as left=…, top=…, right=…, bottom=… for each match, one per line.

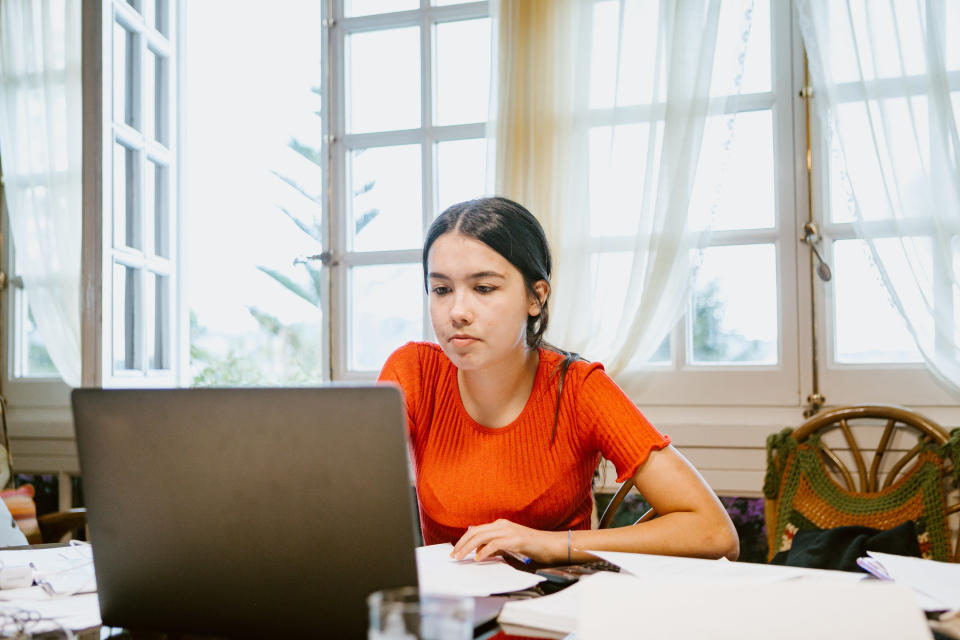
left=567, top=529, right=571, bottom=563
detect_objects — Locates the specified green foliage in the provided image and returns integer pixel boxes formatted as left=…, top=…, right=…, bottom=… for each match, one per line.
left=692, top=279, right=768, bottom=362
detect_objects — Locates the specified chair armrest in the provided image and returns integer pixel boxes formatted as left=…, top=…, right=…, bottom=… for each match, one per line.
left=37, top=508, right=87, bottom=544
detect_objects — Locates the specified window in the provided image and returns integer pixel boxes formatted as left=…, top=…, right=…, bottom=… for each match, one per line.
left=83, top=0, right=178, bottom=388
left=328, top=0, right=491, bottom=379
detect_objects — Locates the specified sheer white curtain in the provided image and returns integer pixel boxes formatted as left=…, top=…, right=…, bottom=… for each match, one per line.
left=797, top=0, right=960, bottom=393
left=0, top=0, right=82, bottom=387
left=490, top=0, right=752, bottom=390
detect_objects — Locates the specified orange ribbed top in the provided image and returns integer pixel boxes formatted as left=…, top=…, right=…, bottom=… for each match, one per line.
left=378, top=342, right=670, bottom=545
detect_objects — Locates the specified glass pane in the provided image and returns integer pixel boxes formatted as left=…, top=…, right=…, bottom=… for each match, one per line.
left=950, top=2, right=960, bottom=72
left=350, top=264, right=423, bottom=371
left=350, top=144, right=422, bottom=251
left=113, top=142, right=140, bottom=249
left=144, top=48, right=156, bottom=141
left=589, top=252, right=671, bottom=365
left=691, top=244, right=778, bottom=364
left=588, top=123, right=662, bottom=237
left=433, top=0, right=473, bottom=5
left=151, top=161, right=169, bottom=257
left=435, top=18, right=491, bottom=126
left=345, top=0, right=417, bottom=17
left=148, top=272, right=170, bottom=370
left=347, top=27, right=420, bottom=134
left=24, top=301, right=57, bottom=377
left=155, top=0, right=169, bottom=36
left=738, top=0, right=770, bottom=94
left=590, top=0, right=660, bottom=109
left=833, top=239, right=923, bottom=363
left=113, top=22, right=136, bottom=127
left=185, top=0, right=327, bottom=387
left=436, top=138, right=486, bottom=215
left=147, top=49, right=168, bottom=145
left=126, top=0, right=142, bottom=12
left=689, top=109, right=775, bottom=231
left=830, top=1, right=927, bottom=83
left=711, top=0, right=769, bottom=96
left=113, top=264, right=139, bottom=372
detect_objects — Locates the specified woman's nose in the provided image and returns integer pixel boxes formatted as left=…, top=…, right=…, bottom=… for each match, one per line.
left=449, top=291, right=472, bottom=325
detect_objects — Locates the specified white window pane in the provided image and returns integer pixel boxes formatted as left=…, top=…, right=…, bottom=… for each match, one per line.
left=738, top=0, right=770, bottom=94
left=23, top=300, right=58, bottom=378
left=833, top=239, right=923, bottom=363
left=148, top=272, right=170, bottom=370
left=435, top=18, right=491, bottom=126
left=588, top=252, right=671, bottom=365
left=126, top=0, right=142, bottom=13
left=433, top=0, right=474, bottom=5
left=113, top=264, right=139, bottom=372
left=345, top=0, right=417, bottom=17
left=151, top=50, right=169, bottom=145
left=830, top=1, right=928, bottom=83
left=831, top=96, right=931, bottom=224
left=185, top=0, right=327, bottom=387
left=347, top=27, right=420, bottom=133
left=350, top=144, right=423, bottom=251
left=690, top=110, right=775, bottom=231
left=144, top=47, right=156, bottom=141
left=711, top=0, right=768, bottom=96
left=113, top=22, right=136, bottom=127
left=691, top=244, right=778, bottom=364
left=350, top=264, right=423, bottom=371
left=589, top=0, right=660, bottom=109
left=151, top=161, right=169, bottom=258
left=154, top=0, right=169, bottom=36
left=436, top=138, right=486, bottom=215
left=588, top=123, right=662, bottom=237
left=113, top=142, right=140, bottom=249
left=950, top=2, right=960, bottom=72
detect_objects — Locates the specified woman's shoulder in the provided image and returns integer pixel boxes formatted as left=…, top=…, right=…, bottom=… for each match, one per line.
left=538, top=347, right=605, bottom=382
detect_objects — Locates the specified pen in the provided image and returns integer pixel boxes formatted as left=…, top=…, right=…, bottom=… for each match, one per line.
left=502, top=550, right=532, bottom=565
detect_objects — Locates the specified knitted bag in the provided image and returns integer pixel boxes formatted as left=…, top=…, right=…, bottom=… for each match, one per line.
left=764, top=428, right=957, bottom=562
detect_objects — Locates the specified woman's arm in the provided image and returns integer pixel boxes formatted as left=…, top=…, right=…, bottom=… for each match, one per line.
left=451, top=445, right=739, bottom=563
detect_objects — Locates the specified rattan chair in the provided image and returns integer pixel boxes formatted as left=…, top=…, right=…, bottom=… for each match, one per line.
left=764, top=404, right=960, bottom=562
left=598, top=478, right=656, bottom=529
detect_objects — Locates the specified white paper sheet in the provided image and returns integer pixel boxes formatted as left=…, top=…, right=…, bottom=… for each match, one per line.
left=0, top=543, right=96, bottom=596
left=498, top=572, right=607, bottom=634
left=863, top=551, right=960, bottom=611
left=578, top=572, right=931, bottom=640
left=415, top=543, right=545, bottom=596
left=587, top=550, right=865, bottom=585
left=0, top=592, right=101, bottom=635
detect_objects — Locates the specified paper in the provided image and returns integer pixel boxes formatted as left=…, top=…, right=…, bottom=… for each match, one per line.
left=860, top=551, right=960, bottom=611
left=498, top=572, right=607, bottom=634
left=0, top=592, right=101, bottom=636
left=415, top=543, right=545, bottom=596
left=578, top=573, right=931, bottom=640
left=0, top=543, right=97, bottom=596
left=587, top=550, right=865, bottom=585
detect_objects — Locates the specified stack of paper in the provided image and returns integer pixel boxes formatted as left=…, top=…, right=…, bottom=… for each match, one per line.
left=415, top=543, right=545, bottom=596
left=857, top=551, right=960, bottom=611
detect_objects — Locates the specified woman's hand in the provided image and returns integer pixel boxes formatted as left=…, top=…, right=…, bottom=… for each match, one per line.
left=451, top=519, right=565, bottom=564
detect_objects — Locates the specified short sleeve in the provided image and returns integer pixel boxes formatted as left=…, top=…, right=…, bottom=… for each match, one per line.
left=377, top=342, right=423, bottom=438
left=577, top=365, right=670, bottom=482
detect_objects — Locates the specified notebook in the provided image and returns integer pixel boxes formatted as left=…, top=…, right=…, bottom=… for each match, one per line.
left=71, top=386, right=420, bottom=638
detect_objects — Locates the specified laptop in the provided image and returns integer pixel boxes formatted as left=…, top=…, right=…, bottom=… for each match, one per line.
left=72, top=386, right=421, bottom=638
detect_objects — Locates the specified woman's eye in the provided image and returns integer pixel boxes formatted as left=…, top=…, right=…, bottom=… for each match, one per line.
left=475, top=285, right=495, bottom=294
left=431, top=286, right=451, bottom=296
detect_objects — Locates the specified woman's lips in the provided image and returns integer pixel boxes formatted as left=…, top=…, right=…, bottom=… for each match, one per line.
left=450, top=336, right=478, bottom=348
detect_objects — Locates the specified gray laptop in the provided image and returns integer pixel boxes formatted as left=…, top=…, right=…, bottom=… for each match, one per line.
left=72, top=386, right=420, bottom=638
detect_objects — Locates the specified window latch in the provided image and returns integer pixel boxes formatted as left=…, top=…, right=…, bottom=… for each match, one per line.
left=801, top=222, right=832, bottom=282
left=293, top=251, right=338, bottom=267
left=0, top=272, right=24, bottom=291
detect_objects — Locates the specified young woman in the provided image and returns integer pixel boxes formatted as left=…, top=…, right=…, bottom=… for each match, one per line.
left=378, top=197, right=738, bottom=564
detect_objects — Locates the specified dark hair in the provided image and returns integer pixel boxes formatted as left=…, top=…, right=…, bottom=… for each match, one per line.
left=423, top=196, right=580, bottom=443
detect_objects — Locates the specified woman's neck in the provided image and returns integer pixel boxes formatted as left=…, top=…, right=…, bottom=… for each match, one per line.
left=457, top=346, right=540, bottom=429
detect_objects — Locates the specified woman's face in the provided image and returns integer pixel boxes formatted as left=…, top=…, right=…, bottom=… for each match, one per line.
left=426, top=231, right=545, bottom=371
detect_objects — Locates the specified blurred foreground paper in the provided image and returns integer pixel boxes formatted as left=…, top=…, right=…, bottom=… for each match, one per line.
left=578, top=572, right=931, bottom=640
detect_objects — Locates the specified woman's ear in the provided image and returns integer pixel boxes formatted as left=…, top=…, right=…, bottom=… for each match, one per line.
left=528, top=280, right=550, bottom=316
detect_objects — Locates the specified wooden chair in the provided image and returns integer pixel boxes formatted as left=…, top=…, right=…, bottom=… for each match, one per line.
left=763, top=404, right=960, bottom=562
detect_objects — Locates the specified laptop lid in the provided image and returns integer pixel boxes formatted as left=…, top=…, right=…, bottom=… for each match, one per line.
left=72, top=386, right=419, bottom=638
